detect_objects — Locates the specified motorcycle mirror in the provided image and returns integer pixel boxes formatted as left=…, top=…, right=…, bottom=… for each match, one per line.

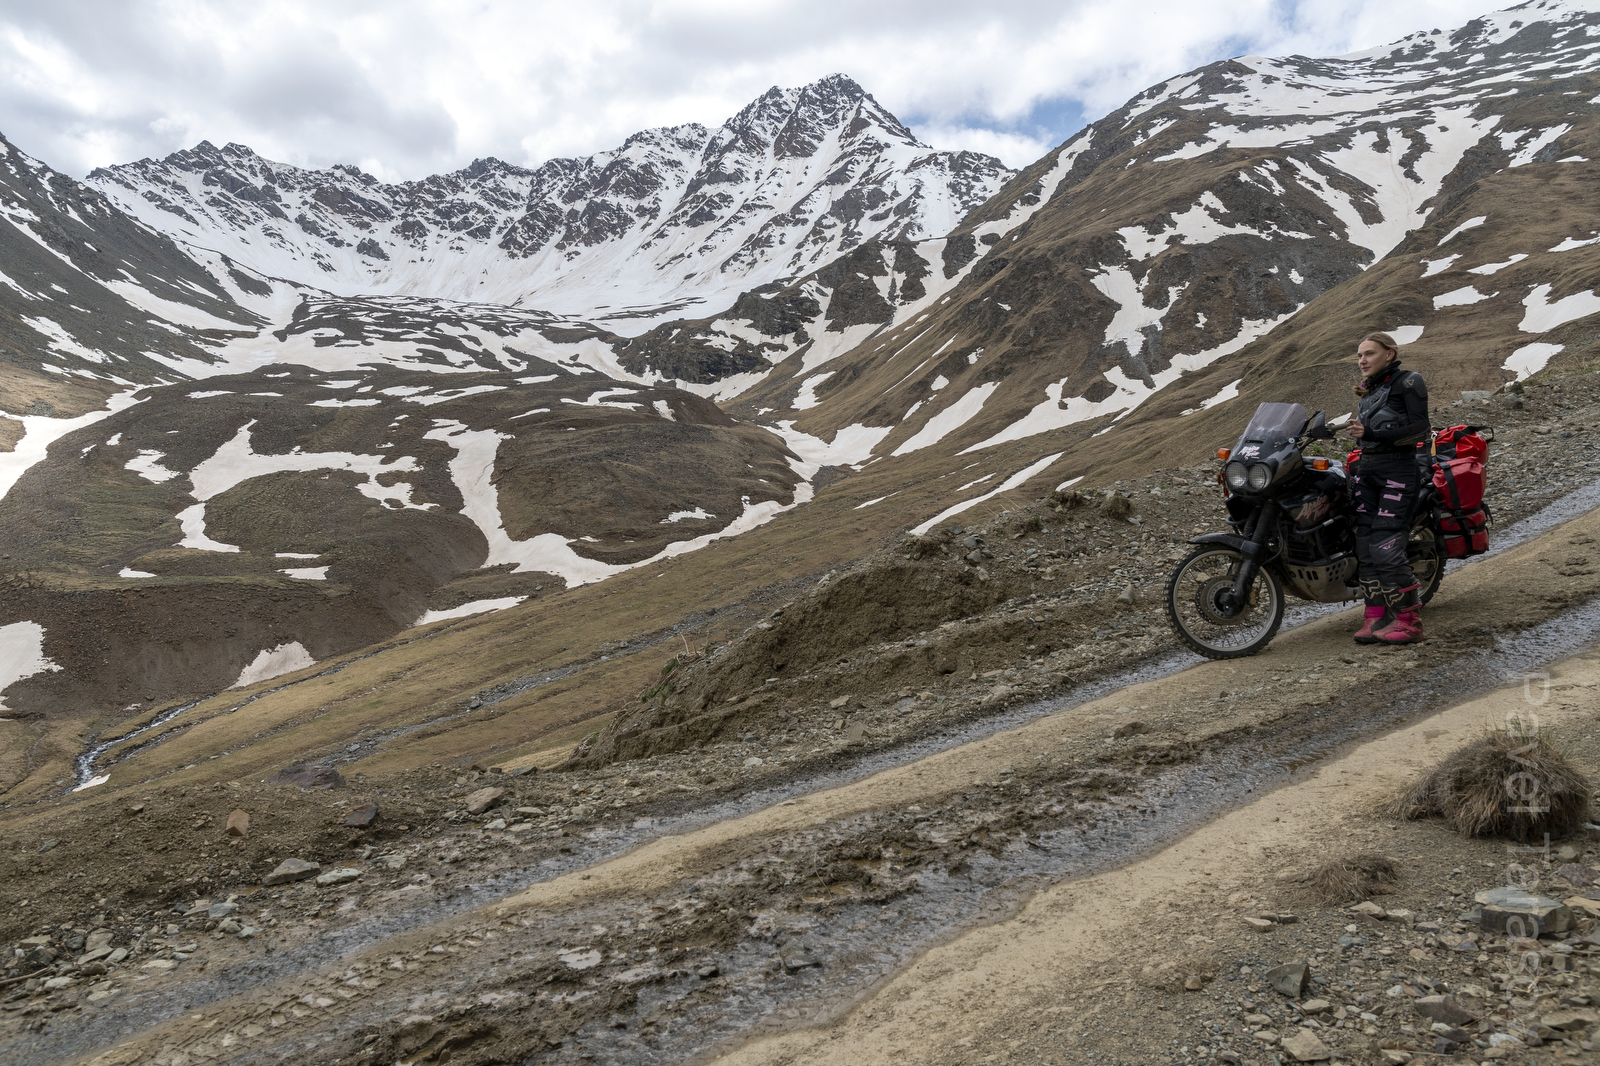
left=1304, top=410, right=1334, bottom=440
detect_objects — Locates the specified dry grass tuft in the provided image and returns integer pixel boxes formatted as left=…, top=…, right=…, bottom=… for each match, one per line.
left=1100, top=494, right=1134, bottom=521
left=1051, top=489, right=1086, bottom=510
left=1299, top=852, right=1400, bottom=905
left=1389, top=728, right=1592, bottom=841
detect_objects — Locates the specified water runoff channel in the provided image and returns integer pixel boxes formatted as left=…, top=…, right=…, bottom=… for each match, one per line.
left=21, top=478, right=1600, bottom=1066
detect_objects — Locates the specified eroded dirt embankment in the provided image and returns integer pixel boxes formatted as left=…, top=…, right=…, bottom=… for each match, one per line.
left=713, top=649, right=1600, bottom=1066
left=4, top=471, right=1600, bottom=1066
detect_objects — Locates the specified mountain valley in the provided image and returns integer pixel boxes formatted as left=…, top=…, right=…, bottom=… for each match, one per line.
left=4, top=2, right=1600, bottom=1063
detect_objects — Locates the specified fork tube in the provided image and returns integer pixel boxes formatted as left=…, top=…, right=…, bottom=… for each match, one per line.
left=1230, top=501, right=1277, bottom=599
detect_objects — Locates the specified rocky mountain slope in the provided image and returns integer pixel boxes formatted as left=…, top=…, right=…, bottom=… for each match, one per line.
left=616, top=0, right=1600, bottom=482
left=0, top=131, right=266, bottom=425
left=87, top=76, right=1013, bottom=326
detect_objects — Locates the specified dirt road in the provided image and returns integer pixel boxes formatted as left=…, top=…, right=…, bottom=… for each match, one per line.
left=8, top=486, right=1600, bottom=1066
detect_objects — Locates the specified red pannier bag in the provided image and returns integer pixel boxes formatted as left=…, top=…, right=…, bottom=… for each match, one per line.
left=1439, top=506, right=1489, bottom=558
left=1431, top=424, right=1492, bottom=558
left=1433, top=424, right=1489, bottom=461
left=1433, top=456, right=1485, bottom=511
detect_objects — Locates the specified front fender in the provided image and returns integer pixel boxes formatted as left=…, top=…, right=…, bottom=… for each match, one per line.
left=1186, top=532, right=1262, bottom=558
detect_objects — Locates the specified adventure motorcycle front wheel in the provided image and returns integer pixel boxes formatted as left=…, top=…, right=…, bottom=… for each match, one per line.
left=1165, top=546, right=1285, bottom=660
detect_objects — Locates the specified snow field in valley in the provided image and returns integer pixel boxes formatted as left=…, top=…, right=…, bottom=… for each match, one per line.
left=174, top=421, right=431, bottom=553
left=0, top=389, right=146, bottom=506
left=414, top=418, right=820, bottom=608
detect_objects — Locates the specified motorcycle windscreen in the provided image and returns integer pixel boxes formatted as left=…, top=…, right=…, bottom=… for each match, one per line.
left=1233, top=402, right=1309, bottom=456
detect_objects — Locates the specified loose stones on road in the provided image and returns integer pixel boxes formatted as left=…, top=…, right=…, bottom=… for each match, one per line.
left=315, top=867, right=364, bottom=887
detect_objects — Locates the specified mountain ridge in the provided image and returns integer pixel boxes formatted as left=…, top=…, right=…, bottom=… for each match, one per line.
left=86, top=74, right=1014, bottom=327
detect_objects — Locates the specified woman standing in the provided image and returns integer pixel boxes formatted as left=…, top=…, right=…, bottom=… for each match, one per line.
left=1349, top=332, right=1430, bottom=644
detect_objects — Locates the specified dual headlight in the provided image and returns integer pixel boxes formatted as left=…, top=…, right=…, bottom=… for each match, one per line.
left=1224, top=460, right=1273, bottom=493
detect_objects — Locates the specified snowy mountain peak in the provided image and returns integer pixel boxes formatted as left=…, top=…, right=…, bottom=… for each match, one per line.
left=87, top=77, right=1012, bottom=328
left=715, top=73, right=923, bottom=161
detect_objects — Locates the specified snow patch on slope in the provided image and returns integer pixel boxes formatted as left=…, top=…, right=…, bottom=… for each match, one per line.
left=232, top=642, right=316, bottom=688
left=1520, top=283, right=1600, bottom=332
left=175, top=421, right=428, bottom=552
left=892, top=383, right=999, bottom=456
left=910, top=452, right=1065, bottom=536
left=0, top=621, right=62, bottom=711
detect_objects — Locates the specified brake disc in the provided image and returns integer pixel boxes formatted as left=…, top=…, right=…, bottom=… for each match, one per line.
left=1194, top=575, right=1248, bottom=625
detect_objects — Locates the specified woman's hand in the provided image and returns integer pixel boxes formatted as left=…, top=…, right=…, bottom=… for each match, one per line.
left=1350, top=420, right=1366, bottom=439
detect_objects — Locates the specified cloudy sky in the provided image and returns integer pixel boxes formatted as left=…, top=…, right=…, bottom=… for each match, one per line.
left=0, top=0, right=1511, bottom=180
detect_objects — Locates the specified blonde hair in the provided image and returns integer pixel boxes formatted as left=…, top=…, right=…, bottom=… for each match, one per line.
left=1355, top=332, right=1401, bottom=395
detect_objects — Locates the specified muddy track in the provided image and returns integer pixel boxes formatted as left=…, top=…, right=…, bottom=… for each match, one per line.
left=7, top=475, right=1600, bottom=1066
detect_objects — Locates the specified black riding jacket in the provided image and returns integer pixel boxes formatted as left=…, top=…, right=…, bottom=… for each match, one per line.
left=1357, top=359, right=1429, bottom=454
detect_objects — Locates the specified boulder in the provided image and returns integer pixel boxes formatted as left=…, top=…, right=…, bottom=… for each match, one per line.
left=263, top=858, right=321, bottom=885
left=464, top=787, right=506, bottom=815
left=1416, top=995, right=1476, bottom=1026
left=1475, top=886, right=1572, bottom=936
left=226, top=809, right=250, bottom=837
left=342, top=803, right=378, bottom=828
left=1265, top=961, right=1310, bottom=998
left=1280, top=1028, right=1332, bottom=1062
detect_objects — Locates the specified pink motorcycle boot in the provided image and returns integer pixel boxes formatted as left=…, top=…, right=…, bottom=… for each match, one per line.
left=1353, top=606, right=1388, bottom=643
left=1373, top=606, right=1422, bottom=644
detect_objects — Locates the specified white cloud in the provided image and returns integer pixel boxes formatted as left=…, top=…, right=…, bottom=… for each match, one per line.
left=0, top=0, right=1517, bottom=178
left=913, top=125, right=1053, bottom=168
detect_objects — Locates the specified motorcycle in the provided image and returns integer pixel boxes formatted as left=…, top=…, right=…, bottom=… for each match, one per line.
left=1164, top=401, right=1445, bottom=660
